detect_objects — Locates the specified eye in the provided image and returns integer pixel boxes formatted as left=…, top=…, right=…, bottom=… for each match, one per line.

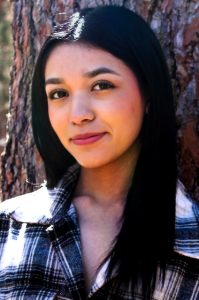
left=47, top=89, right=69, bottom=100
left=92, top=81, right=115, bottom=91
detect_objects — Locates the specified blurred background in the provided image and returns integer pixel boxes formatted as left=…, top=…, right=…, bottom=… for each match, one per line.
left=0, top=0, right=12, bottom=155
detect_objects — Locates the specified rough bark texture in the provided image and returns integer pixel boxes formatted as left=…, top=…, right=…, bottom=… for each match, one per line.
left=0, top=0, right=198, bottom=201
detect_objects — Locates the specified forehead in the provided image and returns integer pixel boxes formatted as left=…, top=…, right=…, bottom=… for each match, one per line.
left=44, top=42, right=133, bottom=76
left=45, top=43, right=138, bottom=80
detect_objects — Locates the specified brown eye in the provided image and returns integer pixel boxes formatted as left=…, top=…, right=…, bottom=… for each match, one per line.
left=48, top=89, right=69, bottom=100
left=92, top=81, right=115, bottom=91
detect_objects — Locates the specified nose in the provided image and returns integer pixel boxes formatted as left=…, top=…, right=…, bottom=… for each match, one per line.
left=70, top=94, right=95, bottom=126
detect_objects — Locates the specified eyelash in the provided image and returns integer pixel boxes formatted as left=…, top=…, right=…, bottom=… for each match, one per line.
left=91, top=80, right=115, bottom=91
left=48, top=89, right=68, bottom=100
left=47, top=80, right=115, bottom=100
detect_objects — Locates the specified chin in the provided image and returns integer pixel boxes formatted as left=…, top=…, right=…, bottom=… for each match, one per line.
left=75, top=153, right=121, bottom=170
left=75, top=155, right=111, bottom=169
left=76, top=160, right=105, bottom=169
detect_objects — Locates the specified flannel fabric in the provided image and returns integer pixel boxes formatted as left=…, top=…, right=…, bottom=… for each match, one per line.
left=0, top=164, right=198, bottom=299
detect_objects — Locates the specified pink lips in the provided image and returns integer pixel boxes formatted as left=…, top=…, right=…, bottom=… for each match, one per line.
left=71, top=132, right=106, bottom=145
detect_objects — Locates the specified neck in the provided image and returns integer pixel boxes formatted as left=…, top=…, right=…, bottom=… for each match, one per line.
left=74, top=143, right=141, bottom=207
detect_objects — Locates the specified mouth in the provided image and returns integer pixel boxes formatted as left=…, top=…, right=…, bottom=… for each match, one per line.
left=70, top=132, right=106, bottom=145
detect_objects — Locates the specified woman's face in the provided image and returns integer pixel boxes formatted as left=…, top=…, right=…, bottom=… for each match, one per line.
left=45, top=43, right=146, bottom=169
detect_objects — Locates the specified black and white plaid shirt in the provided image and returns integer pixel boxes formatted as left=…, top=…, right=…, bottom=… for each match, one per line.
left=0, top=164, right=198, bottom=299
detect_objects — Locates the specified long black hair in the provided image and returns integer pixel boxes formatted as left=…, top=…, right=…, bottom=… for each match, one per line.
left=32, top=5, right=177, bottom=297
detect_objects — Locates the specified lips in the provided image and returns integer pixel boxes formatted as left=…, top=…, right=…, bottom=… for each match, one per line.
left=70, top=132, right=106, bottom=145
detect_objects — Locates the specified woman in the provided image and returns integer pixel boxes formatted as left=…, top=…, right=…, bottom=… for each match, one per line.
left=0, top=5, right=198, bottom=299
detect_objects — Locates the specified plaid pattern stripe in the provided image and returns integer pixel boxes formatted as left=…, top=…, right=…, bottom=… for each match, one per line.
left=0, top=164, right=198, bottom=299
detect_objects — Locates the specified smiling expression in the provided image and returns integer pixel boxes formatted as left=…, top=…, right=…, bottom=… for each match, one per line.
left=45, top=43, right=146, bottom=169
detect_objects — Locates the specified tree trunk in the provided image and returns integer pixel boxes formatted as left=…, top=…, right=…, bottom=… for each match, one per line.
left=1, top=0, right=198, bottom=202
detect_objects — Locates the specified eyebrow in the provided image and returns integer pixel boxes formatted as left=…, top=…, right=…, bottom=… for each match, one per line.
left=45, top=78, right=64, bottom=86
left=84, top=67, right=120, bottom=78
left=45, top=67, right=120, bottom=86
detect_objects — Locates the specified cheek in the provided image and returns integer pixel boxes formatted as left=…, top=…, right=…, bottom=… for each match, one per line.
left=48, top=106, right=66, bottom=134
left=48, top=108, right=56, bottom=131
left=107, top=96, right=145, bottom=142
left=106, top=95, right=145, bottom=126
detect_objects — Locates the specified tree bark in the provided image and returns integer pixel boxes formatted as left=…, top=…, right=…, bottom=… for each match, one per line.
left=1, top=0, right=198, bottom=201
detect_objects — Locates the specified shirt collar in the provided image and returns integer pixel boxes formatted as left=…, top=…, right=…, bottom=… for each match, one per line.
left=1, top=164, right=80, bottom=225
left=2, top=164, right=199, bottom=259
left=48, top=163, right=80, bottom=224
left=54, top=172, right=199, bottom=260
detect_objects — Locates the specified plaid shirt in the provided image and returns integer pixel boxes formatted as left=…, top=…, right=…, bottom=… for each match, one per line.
left=0, top=164, right=198, bottom=299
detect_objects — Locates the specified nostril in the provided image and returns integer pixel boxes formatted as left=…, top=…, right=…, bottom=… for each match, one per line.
left=71, top=111, right=95, bottom=125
